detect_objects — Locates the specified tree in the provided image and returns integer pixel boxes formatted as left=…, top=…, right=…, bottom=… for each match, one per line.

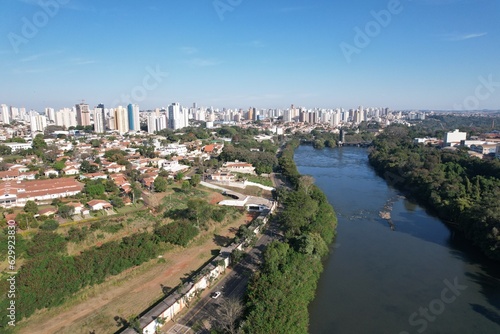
left=130, top=182, right=142, bottom=204
left=58, top=205, right=74, bottom=219
left=52, top=160, right=66, bottom=172
left=80, top=160, right=99, bottom=174
left=39, top=219, right=60, bottom=231
left=186, top=199, right=213, bottom=227
left=32, top=134, right=47, bottom=151
left=24, top=200, right=39, bottom=215
left=153, top=176, right=168, bottom=192
left=110, top=196, right=124, bottom=208
left=0, top=144, right=12, bottom=156
left=214, top=297, right=244, bottom=334
left=189, top=174, right=201, bottom=187
left=298, top=175, right=315, bottom=195
left=175, top=172, right=184, bottom=182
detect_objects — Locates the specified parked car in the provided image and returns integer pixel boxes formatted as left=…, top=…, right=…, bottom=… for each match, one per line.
left=211, top=291, right=221, bottom=299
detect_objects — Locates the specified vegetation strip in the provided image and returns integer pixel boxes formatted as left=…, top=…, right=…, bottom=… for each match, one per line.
left=369, top=125, right=500, bottom=261
left=243, top=139, right=338, bottom=334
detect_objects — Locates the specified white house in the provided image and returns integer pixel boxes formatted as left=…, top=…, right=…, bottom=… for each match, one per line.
left=222, top=161, right=255, bottom=174
left=87, top=199, right=112, bottom=211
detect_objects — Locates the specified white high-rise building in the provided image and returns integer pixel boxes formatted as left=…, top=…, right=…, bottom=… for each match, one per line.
left=55, top=108, right=77, bottom=129
left=168, top=103, right=189, bottom=130
left=10, top=107, right=19, bottom=120
left=157, top=114, right=167, bottom=131
left=30, top=114, right=47, bottom=133
left=45, top=107, right=55, bottom=123
left=1, top=104, right=10, bottom=125
left=147, top=113, right=157, bottom=134
left=94, top=107, right=105, bottom=133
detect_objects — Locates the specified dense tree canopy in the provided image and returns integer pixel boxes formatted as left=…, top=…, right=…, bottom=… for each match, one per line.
left=369, top=125, right=500, bottom=260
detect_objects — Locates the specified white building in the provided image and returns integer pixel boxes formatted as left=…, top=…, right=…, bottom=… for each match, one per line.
left=30, top=114, right=47, bottom=133
left=55, top=108, right=77, bottom=129
left=3, top=142, right=32, bottom=152
left=168, top=103, right=189, bottom=130
left=1, top=104, right=10, bottom=125
left=444, top=129, right=467, bottom=147
left=94, top=107, right=105, bottom=133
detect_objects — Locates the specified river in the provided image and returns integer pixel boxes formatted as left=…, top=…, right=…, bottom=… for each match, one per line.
left=293, top=146, right=500, bottom=334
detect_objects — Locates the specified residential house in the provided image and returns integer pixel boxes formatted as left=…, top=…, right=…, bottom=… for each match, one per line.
left=222, top=161, right=255, bottom=174
left=87, top=199, right=113, bottom=211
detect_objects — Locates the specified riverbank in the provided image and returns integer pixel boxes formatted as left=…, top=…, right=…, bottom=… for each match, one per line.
left=368, top=126, right=500, bottom=261
left=243, top=140, right=338, bottom=334
left=296, top=145, right=500, bottom=334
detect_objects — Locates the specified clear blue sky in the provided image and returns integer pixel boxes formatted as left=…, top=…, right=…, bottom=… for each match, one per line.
left=1, top=0, right=499, bottom=111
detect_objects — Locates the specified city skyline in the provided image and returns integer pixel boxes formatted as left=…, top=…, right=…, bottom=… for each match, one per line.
left=1, top=0, right=499, bottom=111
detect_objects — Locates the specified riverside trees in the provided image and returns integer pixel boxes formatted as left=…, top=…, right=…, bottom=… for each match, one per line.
left=369, top=125, right=500, bottom=260
left=244, top=140, right=338, bottom=334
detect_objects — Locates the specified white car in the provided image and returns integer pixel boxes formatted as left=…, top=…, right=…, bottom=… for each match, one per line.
left=211, top=291, right=221, bottom=299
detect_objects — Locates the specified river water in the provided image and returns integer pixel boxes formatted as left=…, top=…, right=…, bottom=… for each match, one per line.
left=294, top=146, right=500, bottom=334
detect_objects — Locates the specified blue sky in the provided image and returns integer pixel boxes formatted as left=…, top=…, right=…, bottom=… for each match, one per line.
left=1, top=0, right=499, bottom=111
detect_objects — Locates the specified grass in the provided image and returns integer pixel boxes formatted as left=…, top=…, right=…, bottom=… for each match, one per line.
left=236, top=173, right=274, bottom=187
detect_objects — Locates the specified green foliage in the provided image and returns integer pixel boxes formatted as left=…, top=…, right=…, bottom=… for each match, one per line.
left=27, top=231, right=67, bottom=257
left=189, top=174, right=201, bottom=187
left=154, top=176, right=168, bottom=192
left=10, top=230, right=159, bottom=320
left=245, top=242, right=323, bottom=334
left=83, top=180, right=105, bottom=197
left=80, top=160, right=99, bottom=174
left=23, top=200, right=38, bottom=215
left=100, top=223, right=124, bottom=234
left=39, top=219, right=59, bottom=231
left=58, top=205, right=74, bottom=219
left=103, top=149, right=128, bottom=162
left=67, top=226, right=88, bottom=243
left=369, top=125, right=500, bottom=260
left=154, top=221, right=199, bottom=247
left=15, top=213, right=36, bottom=230
left=244, top=138, right=338, bottom=334
left=0, top=144, right=12, bottom=156
left=110, top=196, right=124, bottom=208
left=52, top=160, right=66, bottom=172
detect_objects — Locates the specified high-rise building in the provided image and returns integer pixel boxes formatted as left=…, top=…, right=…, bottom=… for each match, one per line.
left=76, top=102, right=91, bottom=126
left=95, top=103, right=106, bottom=133
left=30, top=113, right=47, bottom=133
left=127, top=103, right=140, bottom=131
left=10, top=107, right=19, bottom=120
left=1, top=104, right=10, bottom=125
left=94, top=107, right=105, bottom=133
left=147, top=113, right=157, bottom=134
left=45, top=107, right=55, bottom=123
left=168, top=103, right=188, bottom=130
left=114, top=106, right=129, bottom=134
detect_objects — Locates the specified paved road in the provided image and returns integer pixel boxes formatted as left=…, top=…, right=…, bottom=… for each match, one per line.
left=172, top=219, right=281, bottom=333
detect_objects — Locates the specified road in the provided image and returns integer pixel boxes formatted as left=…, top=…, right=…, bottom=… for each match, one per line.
left=168, top=218, right=281, bottom=333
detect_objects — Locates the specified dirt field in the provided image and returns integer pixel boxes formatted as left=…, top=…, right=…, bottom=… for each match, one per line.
left=15, top=207, right=255, bottom=334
